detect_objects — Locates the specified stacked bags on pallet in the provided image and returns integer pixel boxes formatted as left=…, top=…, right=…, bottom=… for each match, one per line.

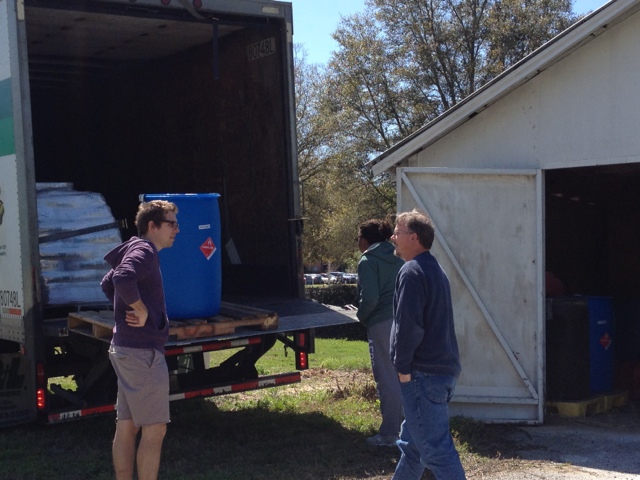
left=37, top=183, right=121, bottom=305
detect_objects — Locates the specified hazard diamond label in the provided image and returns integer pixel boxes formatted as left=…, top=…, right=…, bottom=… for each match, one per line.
left=599, top=332, right=612, bottom=350
left=200, top=238, right=216, bottom=260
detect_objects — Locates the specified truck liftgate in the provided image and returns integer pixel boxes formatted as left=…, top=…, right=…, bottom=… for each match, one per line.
left=40, top=301, right=348, bottom=425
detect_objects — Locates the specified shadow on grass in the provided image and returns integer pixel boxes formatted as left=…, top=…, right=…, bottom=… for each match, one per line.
left=0, top=399, right=400, bottom=480
left=0, top=414, right=115, bottom=480
left=165, top=399, right=399, bottom=480
left=450, top=416, right=522, bottom=460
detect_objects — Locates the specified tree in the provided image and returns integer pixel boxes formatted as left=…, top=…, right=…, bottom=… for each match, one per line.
left=371, top=0, right=576, bottom=109
left=485, top=0, right=577, bottom=77
left=373, top=0, right=490, bottom=111
left=327, top=12, right=439, bottom=157
left=295, top=45, right=332, bottom=184
left=295, top=45, right=397, bottom=270
left=296, top=0, right=577, bottom=269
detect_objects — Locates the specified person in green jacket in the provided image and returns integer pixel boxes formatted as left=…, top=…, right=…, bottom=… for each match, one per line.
left=357, top=218, right=405, bottom=446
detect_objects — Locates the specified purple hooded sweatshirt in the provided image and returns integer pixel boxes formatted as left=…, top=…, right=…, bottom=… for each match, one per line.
left=101, top=237, right=169, bottom=352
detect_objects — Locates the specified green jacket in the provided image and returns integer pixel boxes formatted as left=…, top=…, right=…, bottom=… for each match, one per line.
left=356, top=241, right=404, bottom=329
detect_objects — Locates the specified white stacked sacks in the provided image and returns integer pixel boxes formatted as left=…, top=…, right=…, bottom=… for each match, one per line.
left=37, top=183, right=122, bottom=305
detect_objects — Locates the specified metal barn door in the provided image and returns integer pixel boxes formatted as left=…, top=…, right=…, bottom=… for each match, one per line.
left=398, top=168, right=544, bottom=423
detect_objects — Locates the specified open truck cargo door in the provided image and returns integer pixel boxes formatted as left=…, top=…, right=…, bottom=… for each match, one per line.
left=0, top=0, right=40, bottom=427
left=0, top=0, right=361, bottom=426
left=397, top=167, right=544, bottom=423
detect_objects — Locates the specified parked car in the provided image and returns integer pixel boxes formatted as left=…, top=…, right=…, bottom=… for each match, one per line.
left=320, top=274, right=330, bottom=284
left=342, top=273, right=358, bottom=284
left=328, top=272, right=345, bottom=284
left=304, top=274, right=324, bottom=285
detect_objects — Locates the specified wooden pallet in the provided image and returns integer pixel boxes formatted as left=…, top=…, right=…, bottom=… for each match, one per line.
left=67, top=302, right=279, bottom=342
left=169, top=302, right=278, bottom=339
left=546, top=390, right=628, bottom=417
left=68, top=310, right=115, bottom=339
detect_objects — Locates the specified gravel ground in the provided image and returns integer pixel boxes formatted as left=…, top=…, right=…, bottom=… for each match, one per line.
left=473, top=403, right=640, bottom=479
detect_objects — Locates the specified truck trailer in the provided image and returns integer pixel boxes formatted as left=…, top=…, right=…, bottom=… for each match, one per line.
left=0, top=0, right=355, bottom=427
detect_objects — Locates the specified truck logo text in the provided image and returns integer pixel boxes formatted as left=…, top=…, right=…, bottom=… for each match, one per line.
left=247, top=37, right=276, bottom=61
left=0, top=290, right=21, bottom=308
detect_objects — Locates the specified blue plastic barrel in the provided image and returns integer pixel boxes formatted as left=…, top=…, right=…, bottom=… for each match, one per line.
left=140, top=193, right=221, bottom=319
left=546, top=295, right=614, bottom=401
left=587, top=296, right=614, bottom=394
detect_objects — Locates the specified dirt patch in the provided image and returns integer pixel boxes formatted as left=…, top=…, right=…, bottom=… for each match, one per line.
left=299, top=368, right=375, bottom=392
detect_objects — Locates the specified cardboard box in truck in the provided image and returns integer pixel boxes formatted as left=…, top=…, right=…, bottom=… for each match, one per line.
left=0, top=0, right=356, bottom=427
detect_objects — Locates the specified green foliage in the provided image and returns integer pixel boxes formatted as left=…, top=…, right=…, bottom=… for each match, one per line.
left=305, top=284, right=358, bottom=306
left=302, top=285, right=368, bottom=339
left=369, top=0, right=577, bottom=108
left=295, top=45, right=398, bottom=270
left=485, top=0, right=578, bottom=76
left=295, top=0, right=579, bottom=269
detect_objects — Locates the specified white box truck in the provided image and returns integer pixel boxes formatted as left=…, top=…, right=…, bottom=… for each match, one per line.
left=0, top=0, right=355, bottom=427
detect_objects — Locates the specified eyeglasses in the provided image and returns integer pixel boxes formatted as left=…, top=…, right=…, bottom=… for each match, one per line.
left=392, top=229, right=414, bottom=237
left=161, top=220, right=179, bottom=230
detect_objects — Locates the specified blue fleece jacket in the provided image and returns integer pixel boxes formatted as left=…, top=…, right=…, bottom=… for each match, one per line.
left=390, top=250, right=461, bottom=378
left=357, top=241, right=404, bottom=329
left=101, top=237, right=169, bottom=352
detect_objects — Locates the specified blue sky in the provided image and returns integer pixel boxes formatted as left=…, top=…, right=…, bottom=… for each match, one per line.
left=290, top=0, right=611, bottom=65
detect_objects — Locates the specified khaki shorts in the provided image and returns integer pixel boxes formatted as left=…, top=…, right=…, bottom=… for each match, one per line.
left=109, top=345, right=170, bottom=427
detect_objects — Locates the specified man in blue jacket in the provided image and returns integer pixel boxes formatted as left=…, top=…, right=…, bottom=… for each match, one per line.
left=390, top=209, right=465, bottom=480
left=102, top=200, right=179, bottom=480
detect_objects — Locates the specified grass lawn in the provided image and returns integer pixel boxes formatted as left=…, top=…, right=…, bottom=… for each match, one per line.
left=0, top=338, right=518, bottom=480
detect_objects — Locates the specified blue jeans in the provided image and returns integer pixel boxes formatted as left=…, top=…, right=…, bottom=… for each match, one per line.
left=392, top=372, right=466, bottom=480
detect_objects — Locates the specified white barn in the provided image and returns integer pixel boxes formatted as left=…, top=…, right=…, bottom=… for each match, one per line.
left=371, top=0, right=640, bottom=423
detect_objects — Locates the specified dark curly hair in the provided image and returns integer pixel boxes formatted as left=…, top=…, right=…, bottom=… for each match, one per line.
left=358, top=218, right=393, bottom=245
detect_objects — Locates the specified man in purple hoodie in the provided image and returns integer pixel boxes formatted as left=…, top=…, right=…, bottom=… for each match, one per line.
left=101, top=200, right=179, bottom=480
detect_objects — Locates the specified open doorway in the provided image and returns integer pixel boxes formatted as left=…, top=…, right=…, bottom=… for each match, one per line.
left=545, top=164, right=640, bottom=400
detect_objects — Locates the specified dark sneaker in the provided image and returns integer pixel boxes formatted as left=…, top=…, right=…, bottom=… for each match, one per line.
left=365, top=434, right=398, bottom=447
